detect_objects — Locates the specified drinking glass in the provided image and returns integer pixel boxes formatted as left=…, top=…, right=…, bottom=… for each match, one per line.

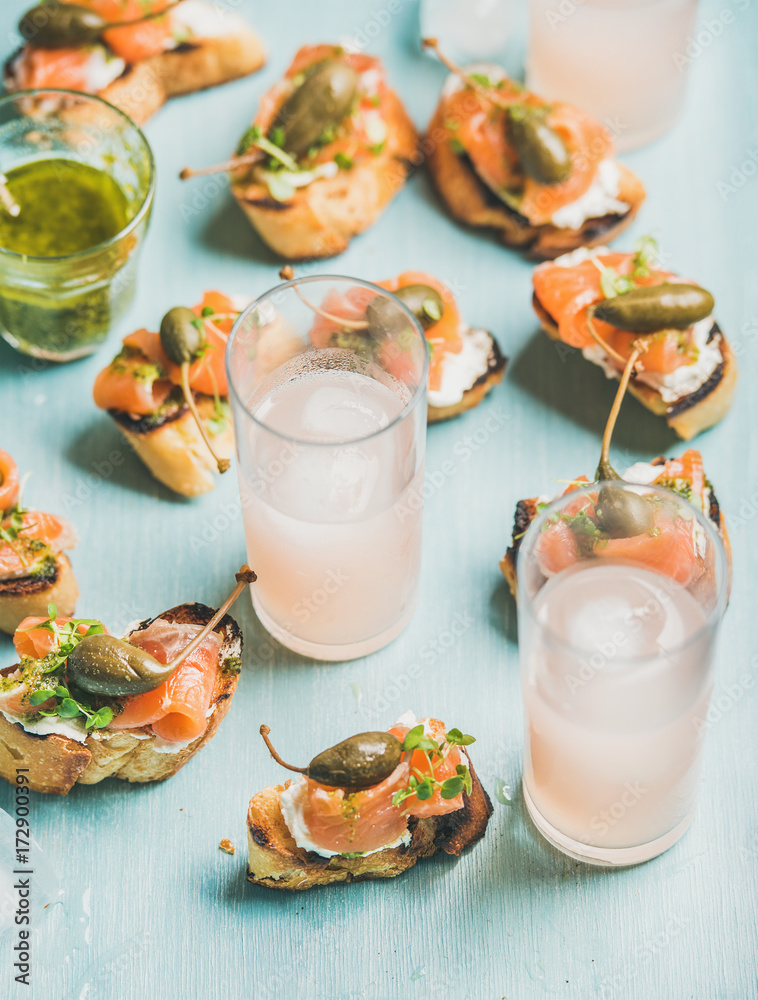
left=0, top=89, right=154, bottom=361
left=227, top=276, right=429, bottom=661
left=517, top=481, right=729, bottom=865
left=527, top=0, right=699, bottom=151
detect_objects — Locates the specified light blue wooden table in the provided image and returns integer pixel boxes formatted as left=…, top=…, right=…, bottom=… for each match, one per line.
left=0, top=1, right=756, bottom=997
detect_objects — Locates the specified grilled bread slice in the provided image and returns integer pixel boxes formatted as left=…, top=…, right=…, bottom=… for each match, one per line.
left=0, top=555, right=78, bottom=637
left=246, top=754, right=492, bottom=890
left=108, top=395, right=234, bottom=497
left=4, top=4, right=265, bottom=126
left=232, top=89, right=418, bottom=260
left=533, top=293, right=737, bottom=440
left=426, top=102, right=645, bottom=261
left=0, top=602, right=241, bottom=795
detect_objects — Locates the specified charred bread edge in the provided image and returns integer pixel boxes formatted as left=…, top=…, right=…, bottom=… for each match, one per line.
left=532, top=292, right=736, bottom=438
left=0, top=602, right=242, bottom=794
left=500, top=468, right=730, bottom=599
left=246, top=755, right=493, bottom=890
left=0, top=556, right=79, bottom=637
left=425, top=102, right=643, bottom=260
left=427, top=330, right=507, bottom=423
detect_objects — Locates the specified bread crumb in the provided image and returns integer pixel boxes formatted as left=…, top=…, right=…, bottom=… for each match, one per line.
left=219, top=838, right=236, bottom=855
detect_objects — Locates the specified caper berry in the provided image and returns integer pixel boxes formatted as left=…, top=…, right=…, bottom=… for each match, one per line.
left=66, top=634, right=175, bottom=698
left=594, top=283, right=715, bottom=334
left=508, top=108, right=571, bottom=185
left=18, top=3, right=105, bottom=48
left=307, top=732, right=403, bottom=789
left=366, top=284, right=443, bottom=339
left=272, top=60, right=359, bottom=158
left=595, top=484, right=655, bottom=539
left=159, top=305, right=204, bottom=365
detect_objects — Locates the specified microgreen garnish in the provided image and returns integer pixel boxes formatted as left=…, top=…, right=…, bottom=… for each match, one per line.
left=334, top=152, right=354, bottom=170
left=594, top=235, right=660, bottom=299
left=18, top=605, right=105, bottom=674
left=236, top=125, right=298, bottom=172
left=30, top=685, right=113, bottom=730
left=0, top=504, right=26, bottom=544
left=391, top=725, right=475, bottom=809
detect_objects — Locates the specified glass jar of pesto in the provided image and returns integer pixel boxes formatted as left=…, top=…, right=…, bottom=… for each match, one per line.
left=0, top=89, right=154, bottom=361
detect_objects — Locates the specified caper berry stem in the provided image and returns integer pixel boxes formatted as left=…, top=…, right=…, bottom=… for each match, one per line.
left=178, top=362, right=230, bottom=475
left=179, top=149, right=264, bottom=181
left=278, top=266, right=370, bottom=331
left=422, top=37, right=514, bottom=111
left=259, top=725, right=307, bottom=774
left=597, top=342, right=647, bottom=481
left=585, top=304, right=628, bottom=367
left=165, top=565, right=255, bottom=673
left=0, top=175, right=20, bottom=219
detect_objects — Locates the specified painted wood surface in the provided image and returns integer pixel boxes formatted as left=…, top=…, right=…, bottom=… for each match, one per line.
left=0, top=1, right=756, bottom=997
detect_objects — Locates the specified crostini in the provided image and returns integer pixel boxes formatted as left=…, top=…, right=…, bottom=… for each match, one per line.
left=500, top=449, right=730, bottom=599
left=499, top=345, right=730, bottom=596
left=5, top=0, right=265, bottom=125
left=283, top=267, right=506, bottom=421
left=181, top=44, right=418, bottom=260
left=0, top=450, right=78, bottom=635
left=93, top=291, right=244, bottom=496
left=532, top=241, right=736, bottom=439
left=0, top=566, right=253, bottom=794
left=247, top=713, right=492, bottom=889
left=422, top=39, right=645, bottom=259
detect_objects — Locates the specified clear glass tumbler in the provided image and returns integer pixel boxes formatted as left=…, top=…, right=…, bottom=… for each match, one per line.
left=0, top=89, right=154, bottom=361
left=527, top=0, right=699, bottom=151
left=517, top=481, right=729, bottom=865
left=227, top=275, right=429, bottom=661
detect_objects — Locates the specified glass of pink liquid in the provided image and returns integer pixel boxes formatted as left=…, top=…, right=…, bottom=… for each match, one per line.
left=226, top=276, right=428, bottom=661
left=527, top=0, right=699, bottom=151
left=517, top=481, right=729, bottom=865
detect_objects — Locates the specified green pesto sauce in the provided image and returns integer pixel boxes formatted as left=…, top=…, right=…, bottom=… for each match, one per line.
left=0, top=158, right=130, bottom=257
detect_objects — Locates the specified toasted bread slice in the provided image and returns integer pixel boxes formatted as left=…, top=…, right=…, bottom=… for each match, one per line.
left=499, top=460, right=731, bottom=599
left=426, top=102, right=645, bottom=260
left=0, top=602, right=242, bottom=795
left=108, top=395, right=234, bottom=497
left=4, top=7, right=265, bottom=127
left=533, top=293, right=737, bottom=439
left=246, top=754, right=492, bottom=890
left=0, top=555, right=78, bottom=636
left=232, top=89, right=418, bottom=260
left=427, top=328, right=507, bottom=422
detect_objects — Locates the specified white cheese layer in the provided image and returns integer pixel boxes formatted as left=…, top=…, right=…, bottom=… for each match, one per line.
left=171, top=0, right=247, bottom=39
left=582, top=316, right=721, bottom=404
left=550, top=159, right=629, bottom=231
left=428, top=328, right=493, bottom=409
left=279, top=776, right=411, bottom=859
left=1, top=710, right=89, bottom=743
left=83, top=46, right=127, bottom=92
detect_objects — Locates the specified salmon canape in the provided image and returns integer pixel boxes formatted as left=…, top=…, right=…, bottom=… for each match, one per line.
left=181, top=44, right=418, bottom=260
left=0, top=567, right=253, bottom=794
left=247, top=712, right=492, bottom=889
left=532, top=239, right=736, bottom=439
left=422, top=39, right=645, bottom=260
left=297, top=268, right=506, bottom=421
left=500, top=336, right=730, bottom=598
left=0, top=449, right=79, bottom=636
left=93, top=292, right=245, bottom=496
left=6, top=0, right=265, bottom=125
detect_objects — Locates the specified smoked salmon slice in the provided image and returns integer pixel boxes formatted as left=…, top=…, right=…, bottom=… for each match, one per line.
left=65, top=0, right=177, bottom=63
left=13, top=615, right=97, bottom=660
left=0, top=450, right=20, bottom=512
left=107, top=619, right=222, bottom=742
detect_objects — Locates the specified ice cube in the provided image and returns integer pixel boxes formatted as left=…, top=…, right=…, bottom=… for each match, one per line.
left=300, top=384, right=390, bottom=442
